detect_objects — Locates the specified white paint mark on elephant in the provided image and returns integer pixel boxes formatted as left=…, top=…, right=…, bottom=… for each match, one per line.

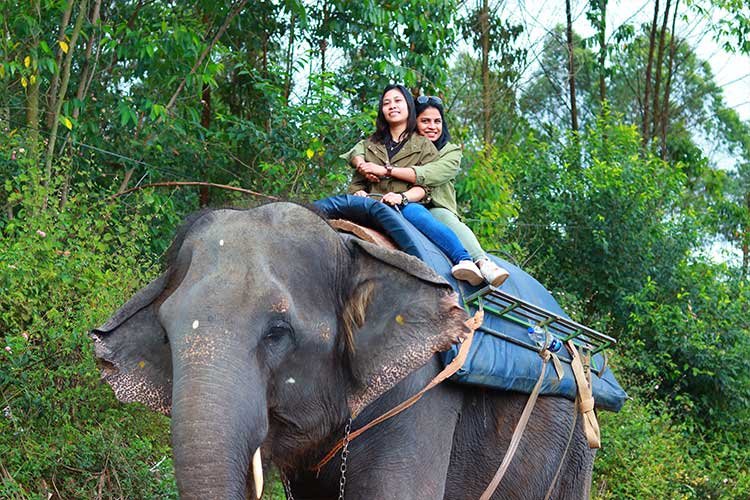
left=192, top=320, right=199, bottom=329
left=219, top=239, right=224, bottom=246
left=286, top=378, right=296, bottom=384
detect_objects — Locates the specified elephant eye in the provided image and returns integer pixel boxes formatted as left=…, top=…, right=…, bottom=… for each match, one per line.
left=264, top=320, right=292, bottom=343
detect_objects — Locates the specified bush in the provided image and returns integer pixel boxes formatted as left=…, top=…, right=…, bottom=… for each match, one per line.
left=594, top=395, right=750, bottom=499
left=622, top=262, right=750, bottom=433
left=0, top=171, right=177, bottom=498
left=595, top=397, right=705, bottom=499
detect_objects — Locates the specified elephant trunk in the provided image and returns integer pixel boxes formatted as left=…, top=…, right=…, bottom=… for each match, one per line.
left=171, top=352, right=267, bottom=500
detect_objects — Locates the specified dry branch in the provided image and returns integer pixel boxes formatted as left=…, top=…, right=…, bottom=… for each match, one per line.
left=110, top=181, right=279, bottom=201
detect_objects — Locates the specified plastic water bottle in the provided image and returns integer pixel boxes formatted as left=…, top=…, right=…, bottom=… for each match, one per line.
left=548, top=337, right=563, bottom=353
left=527, top=325, right=562, bottom=353
left=527, top=325, right=545, bottom=346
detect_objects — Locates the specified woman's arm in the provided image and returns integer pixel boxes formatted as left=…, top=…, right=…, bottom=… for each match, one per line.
left=344, top=138, right=419, bottom=183
left=410, top=143, right=462, bottom=187
left=347, top=170, right=370, bottom=194
left=366, top=139, right=452, bottom=185
left=344, top=140, right=387, bottom=183
left=381, top=186, right=426, bottom=206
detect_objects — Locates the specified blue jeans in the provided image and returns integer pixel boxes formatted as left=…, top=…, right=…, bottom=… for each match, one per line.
left=401, top=203, right=472, bottom=264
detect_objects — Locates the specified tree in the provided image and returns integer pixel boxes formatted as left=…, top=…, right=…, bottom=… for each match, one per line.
left=458, top=0, right=526, bottom=149
left=689, top=0, right=750, bottom=54
left=565, top=0, right=579, bottom=133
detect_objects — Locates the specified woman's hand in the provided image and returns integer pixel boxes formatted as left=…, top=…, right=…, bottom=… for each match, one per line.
left=381, top=192, right=403, bottom=206
left=353, top=190, right=369, bottom=197
left=357, top=161, right=387, bottom=183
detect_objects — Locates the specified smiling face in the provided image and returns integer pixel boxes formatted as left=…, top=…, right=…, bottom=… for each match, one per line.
left=417, top=107, right=443, bottom=142
left=381, top=88, right=409, bottom=127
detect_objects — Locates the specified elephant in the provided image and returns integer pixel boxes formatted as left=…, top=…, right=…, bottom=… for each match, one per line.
left=91, top=202, right=595, bottom=499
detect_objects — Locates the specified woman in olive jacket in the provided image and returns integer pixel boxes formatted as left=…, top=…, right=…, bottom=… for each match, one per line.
left=345, top=95, right=509, bottom=287
left=346, top=84, right=484, bottom=285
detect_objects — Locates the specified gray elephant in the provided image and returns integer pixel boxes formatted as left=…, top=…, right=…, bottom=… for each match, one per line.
left=91, top=202, right=594, bottom=499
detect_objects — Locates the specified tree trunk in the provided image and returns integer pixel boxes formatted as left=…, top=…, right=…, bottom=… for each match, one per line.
left=73, top=0, right=102, bottom=114
left=284, top=14, right=296, bottom=105
left=565, top=0, right=579, bottom=133
left=24, top=0, right=42, bottom=163
left=61, top=0, right=102, bottom=210
left=480, top=0, right=492, bottom=149
left=744, top=191, right=749, bottom=279
left=46, top=0, right=75, bottom=129
left=101, top=0, right=145, bottom=79
left=320, top=2, right=329, bottom=75
left=642, top=0, right=660, bottom=146
left=26, top=44, right=40, bottom=160
left=598, top=0, right=608, bottom=106
left=659, top=0, right=680, bottom=160
left=199, top=82, right=212, bottom=207
left=651, top=0, right=672, bottom=140
left=42, top=0, right=89, bottom=211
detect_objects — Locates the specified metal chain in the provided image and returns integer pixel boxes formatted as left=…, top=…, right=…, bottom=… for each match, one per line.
left=338, top=417, right=353, bottom=500
left=281, top=471, right=294, bottom=500
left=282, top=417, right=352, bottom=500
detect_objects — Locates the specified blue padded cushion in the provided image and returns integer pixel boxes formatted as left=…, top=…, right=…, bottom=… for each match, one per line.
left=314, top=195, right=627, bottom=412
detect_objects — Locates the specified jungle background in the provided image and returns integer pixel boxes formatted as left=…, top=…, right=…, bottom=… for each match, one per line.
left=1, top=0, right=749, bottom=498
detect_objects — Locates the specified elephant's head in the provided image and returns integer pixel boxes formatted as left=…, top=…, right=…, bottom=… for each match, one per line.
left=91, top=203, right=469, bottom=499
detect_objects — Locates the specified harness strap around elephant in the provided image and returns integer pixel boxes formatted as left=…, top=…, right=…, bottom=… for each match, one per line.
left=312, top=308, right=483, bottom=473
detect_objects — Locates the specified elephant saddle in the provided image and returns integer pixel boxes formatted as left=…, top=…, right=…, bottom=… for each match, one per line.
left=314, top=195, right=627, bottom=412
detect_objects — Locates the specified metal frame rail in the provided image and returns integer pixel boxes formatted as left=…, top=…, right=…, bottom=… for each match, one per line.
left=464, top=285, right=616, bottom=356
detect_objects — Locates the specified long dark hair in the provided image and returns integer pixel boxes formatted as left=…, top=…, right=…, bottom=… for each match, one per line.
left=415, top=98, right=450, bottom=151
left=369, top=84, right=417, bottom=144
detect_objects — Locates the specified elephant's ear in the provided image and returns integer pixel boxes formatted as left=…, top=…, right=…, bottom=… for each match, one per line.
left=90, top=274, right=173, bottom=415
left=342, top=238, right=470, bottom=417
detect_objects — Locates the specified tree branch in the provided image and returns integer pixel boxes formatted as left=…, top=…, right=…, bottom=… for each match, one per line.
left=164, top=0, right=249, bottom=113
left=110, top=181, right=279, bottom=201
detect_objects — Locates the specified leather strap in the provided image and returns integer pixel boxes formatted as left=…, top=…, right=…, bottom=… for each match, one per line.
left=567, top=341, right=601, bottom=449
left=479, top=352, right=550, bottom=500
left=312, top=309, right=484, bottom=473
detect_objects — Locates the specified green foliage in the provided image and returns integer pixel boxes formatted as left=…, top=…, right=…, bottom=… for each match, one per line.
left=689, top=0, right=750, bottom=54
left=0, top=132, right=177, bottom=497
left=594, top=395, right=750, bottom=499
left=1, top=1, right=749, bottom=496
left=594, top=397, right=705, bottom=499
left=455, top=145, right=519, bottom=255
left=623, top=262, right=750, bottom=431
left=321, top=0, right=459, bottom=101
left=211, top=72, right=365, bottom=201
left=500, top=112, right=696, bottom=325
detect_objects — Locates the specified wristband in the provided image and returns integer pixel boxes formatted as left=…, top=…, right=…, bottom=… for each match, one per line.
left=385, top=163, right=393, bottom=178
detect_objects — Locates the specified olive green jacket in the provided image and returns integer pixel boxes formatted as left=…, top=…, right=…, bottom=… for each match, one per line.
left=342, top=140, right=462, bottom=214
left=345, top=134, right=438, bottom=196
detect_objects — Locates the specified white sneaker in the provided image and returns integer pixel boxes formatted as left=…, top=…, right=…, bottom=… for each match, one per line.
left=477, top=258, right=510, bottom=287
left=451, top=260, right=484, bottom=286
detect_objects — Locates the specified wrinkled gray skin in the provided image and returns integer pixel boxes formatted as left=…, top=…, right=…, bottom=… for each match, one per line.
left=91, top=203, right=594, bottom=499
